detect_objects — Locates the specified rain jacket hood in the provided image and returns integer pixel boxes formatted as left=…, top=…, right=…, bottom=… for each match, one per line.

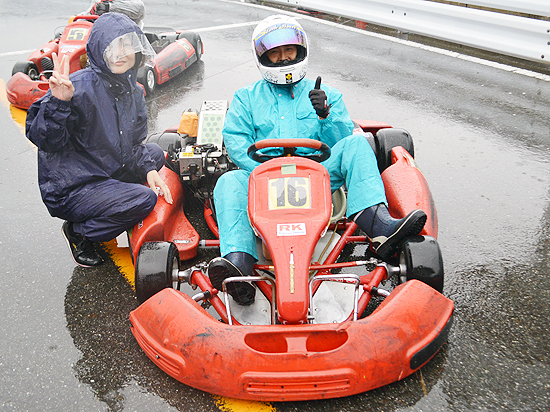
left=86, top=12, right=143, bottom=89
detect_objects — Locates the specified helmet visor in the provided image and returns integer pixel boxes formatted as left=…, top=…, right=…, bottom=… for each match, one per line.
left=253, top=24, right=307, bottom=58
left=103, top=31, right=155, bottom=72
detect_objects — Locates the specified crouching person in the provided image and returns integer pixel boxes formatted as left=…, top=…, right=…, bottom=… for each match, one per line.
left=26, top=13, right=172, bottom=267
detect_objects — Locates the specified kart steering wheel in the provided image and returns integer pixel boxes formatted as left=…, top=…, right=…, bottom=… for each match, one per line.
left=247, top=138, right=331, bottom=163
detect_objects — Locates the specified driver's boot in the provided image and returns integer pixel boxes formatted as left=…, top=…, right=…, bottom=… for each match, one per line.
left=354, top=203, right=427, bottom=260
left=208, top=252, right=256, bottom=306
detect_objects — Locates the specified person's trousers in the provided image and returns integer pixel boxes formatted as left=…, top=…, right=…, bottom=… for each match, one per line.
left=62, top=143, right=165, bottom=242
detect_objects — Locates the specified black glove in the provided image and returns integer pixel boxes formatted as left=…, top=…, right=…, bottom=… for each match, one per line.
left=309, top=76, right=331, bottom=118
left=94, top=0, right=111, bottom=15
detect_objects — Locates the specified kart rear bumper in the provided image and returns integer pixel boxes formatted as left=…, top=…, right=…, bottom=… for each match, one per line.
left=130, top=279, right=453, bottom=401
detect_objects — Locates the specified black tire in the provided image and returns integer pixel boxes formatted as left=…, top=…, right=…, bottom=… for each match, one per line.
left=400, top=235, right=444, bottom=293
left=145, top=131, right=183, bottom=152
left=12, top=61, right=39, bottom=80
left=375, top=128, right=414, bottom=172
left=177, top=32, right=202, bottom=61
left=135, top=241, right=179, bottom=303
left=137, top=66, right=156, bottom=95
left=194, top=36, right=202, bottom=60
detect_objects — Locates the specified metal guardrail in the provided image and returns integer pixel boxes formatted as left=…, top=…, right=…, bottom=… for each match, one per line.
left=266, top=0, right=550, bottom=64
left=461, top=0, right=550, bottom=16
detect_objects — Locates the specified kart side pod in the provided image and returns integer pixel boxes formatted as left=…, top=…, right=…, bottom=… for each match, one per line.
left=382, top=146, right=438, bottom=237
left=248, top=157, right=332, bottom=324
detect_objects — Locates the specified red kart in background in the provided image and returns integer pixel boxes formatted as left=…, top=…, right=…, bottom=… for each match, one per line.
left=5, top=15, right=203, bottom=109
left=124, top=101, right=454, bottom=401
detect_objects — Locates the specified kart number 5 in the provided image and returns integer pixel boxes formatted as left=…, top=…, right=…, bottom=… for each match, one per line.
left=67, top=28, right=89, bottom=41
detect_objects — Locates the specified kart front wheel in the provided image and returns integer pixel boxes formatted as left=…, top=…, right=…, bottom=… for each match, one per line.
left=12, top=61, right=39, bottom=80
left=135, top=241, right=179, bottom=303
left=138, top=66, right=156, bottom=95
left=400, top=235, right=444, bottom=293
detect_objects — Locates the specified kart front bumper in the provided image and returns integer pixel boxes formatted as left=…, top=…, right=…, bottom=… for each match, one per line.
left=130, top=279, right=453, bottom=401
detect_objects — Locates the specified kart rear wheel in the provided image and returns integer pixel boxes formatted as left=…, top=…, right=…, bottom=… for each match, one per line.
left=135, top=241, right=179, bottom=303
left=195, top=36, right=202, bottom=60
left=145, top=131, right=182, bottom=152
left=399, top=235, right=444, bottom=293
left=138, top=66, right=156, bottom=95
left=12, top=61, right=39, bottom=80
left=375, top=128, right=414, bottom=172
left=177, top=32, right=202, bottom=61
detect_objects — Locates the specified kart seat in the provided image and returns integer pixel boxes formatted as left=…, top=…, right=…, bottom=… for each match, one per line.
left=145, top=32, right=159, bottom=44
left=330, top=187, right=347, bottom=224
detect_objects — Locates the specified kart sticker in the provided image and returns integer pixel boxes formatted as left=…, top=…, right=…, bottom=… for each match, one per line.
left=177, top=39, right=192, bottom=52
left=277, top=223, right=306, bottom=237
left=66, top=28, right=89, bottom=41
left=60, top=45, right=81, bottom=53
left=268, top=177, right=310, bottom=210
left=285, top=73, right=293, bottom=83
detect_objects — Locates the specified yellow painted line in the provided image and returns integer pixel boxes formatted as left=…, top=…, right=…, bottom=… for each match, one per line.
left=103, top=240, right=136, bottom=287
left=2, top=76, right=277, bottom=412
left=214, top=396, right=276, bottom=412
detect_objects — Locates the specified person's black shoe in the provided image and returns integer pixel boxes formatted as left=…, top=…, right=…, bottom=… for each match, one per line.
left=369, top=209, right=427, bottom=260
left=62, top=221, right=104, bottom=267
left=208, top=257, right=256, bottom=306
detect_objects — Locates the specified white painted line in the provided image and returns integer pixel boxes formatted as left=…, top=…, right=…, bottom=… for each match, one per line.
left=0, top=49, right=35, bottom=58
left=191, top=20, right=261, bottom=33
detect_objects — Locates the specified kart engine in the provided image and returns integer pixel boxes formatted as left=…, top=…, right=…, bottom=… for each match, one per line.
left=150, top=101, right=235, bottom=205
left=172, top=139, right=235, bottom=199
left=156, top=133, right=236, bottom=204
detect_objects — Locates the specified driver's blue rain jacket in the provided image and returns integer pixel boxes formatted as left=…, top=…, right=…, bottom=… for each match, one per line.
left=26, top=13, right=164, bottom=242
left=215, top=78, right=387, bottom=259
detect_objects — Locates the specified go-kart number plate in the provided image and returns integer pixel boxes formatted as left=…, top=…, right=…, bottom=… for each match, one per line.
left=66, top=28, right=89, bottom=41
left=268, top=177, right=311, bottom=210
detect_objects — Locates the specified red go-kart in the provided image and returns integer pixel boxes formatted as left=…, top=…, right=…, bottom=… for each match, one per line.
left=127, top=103, right=454, bottom=401
left=5, top=16, right=202, bottom=109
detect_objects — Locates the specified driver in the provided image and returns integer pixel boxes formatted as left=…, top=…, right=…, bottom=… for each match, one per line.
left=209, top=15, right=427, bottom=305
left=85, top=0, right=145, bottom=29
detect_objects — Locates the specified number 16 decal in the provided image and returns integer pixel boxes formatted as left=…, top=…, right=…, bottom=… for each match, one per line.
left=268, top=177, right=311, bottom=210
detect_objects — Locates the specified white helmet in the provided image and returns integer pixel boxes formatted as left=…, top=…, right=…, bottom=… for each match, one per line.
left=251, top=15, right=308, bottom=85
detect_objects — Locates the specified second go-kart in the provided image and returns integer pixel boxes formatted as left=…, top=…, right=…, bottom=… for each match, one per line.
left=6, top=16, right=203, bottom=109
left=127, top=102, right=454, bottom=401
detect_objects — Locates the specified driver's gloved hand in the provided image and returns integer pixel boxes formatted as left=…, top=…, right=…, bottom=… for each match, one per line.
left=309, top=88, right=331, bottom=119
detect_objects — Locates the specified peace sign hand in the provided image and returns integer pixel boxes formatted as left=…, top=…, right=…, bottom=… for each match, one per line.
left=49, top=52, right=75, bottom=101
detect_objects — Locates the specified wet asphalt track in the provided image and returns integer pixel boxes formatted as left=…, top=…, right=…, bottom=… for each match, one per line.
left=0, top=1, right=549, bottom=411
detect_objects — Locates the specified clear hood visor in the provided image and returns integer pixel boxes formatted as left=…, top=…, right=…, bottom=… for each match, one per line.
left=103, top=31, right=155, bottom=72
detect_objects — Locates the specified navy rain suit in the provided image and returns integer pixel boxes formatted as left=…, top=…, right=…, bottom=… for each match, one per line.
left=26, top=13, right=164, bottom=242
